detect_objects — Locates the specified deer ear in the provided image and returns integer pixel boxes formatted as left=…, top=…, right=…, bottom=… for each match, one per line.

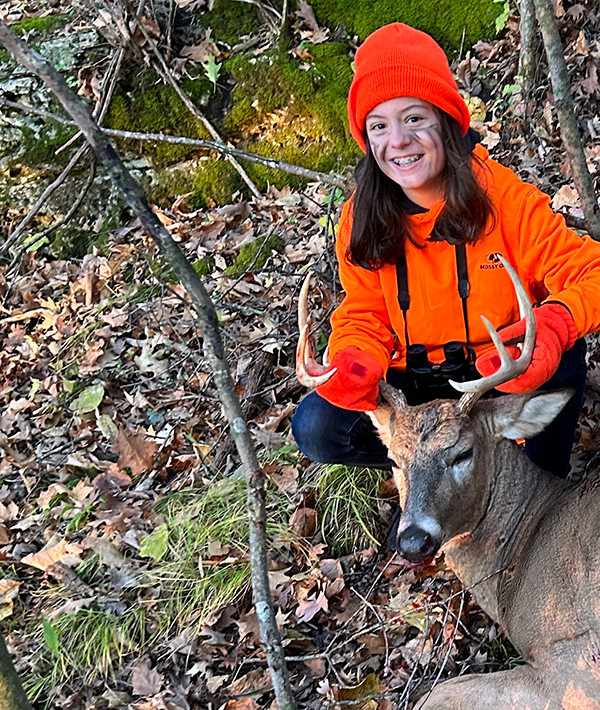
left=491, top=389, right=574, bottom=440
left=366, top=404, right=395, bottom=448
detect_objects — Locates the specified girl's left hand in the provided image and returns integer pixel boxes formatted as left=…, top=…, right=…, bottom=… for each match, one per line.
left=475, top=303, right=577, bottom=393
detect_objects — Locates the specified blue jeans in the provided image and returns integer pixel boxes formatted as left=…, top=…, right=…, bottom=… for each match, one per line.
left=291, top=339, right=587, bottom=478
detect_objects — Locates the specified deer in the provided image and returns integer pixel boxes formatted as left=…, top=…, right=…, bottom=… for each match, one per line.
left=296, top=260, right=600, bottom=710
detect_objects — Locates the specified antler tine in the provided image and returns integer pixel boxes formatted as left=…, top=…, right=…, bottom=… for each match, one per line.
left=451, top=256, right=536, bottom=412
left=296, top=273, right=337, bottom=387
left=378, top=381, right=408, bottom=410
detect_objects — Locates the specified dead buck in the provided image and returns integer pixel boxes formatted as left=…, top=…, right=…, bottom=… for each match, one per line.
left=297, top=262, right=600, bottom=709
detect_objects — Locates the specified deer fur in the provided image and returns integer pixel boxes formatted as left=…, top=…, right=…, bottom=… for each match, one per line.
left=369, top=388, right=600, bottom=710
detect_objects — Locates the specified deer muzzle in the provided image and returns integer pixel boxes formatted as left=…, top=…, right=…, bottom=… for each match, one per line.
left=397, top=523, right=439, bottom=564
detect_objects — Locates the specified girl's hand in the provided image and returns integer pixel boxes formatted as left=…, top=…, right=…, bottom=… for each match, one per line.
left=316, top=347, right=383, bottom=411
left=475, top=303, right=577, bottom=393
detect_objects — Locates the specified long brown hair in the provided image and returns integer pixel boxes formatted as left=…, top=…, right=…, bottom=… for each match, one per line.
left=348, top=112, right=495, bottom=269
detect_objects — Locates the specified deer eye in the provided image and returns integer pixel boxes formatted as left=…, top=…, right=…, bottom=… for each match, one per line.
left=452, top=449, right=473, bottom=466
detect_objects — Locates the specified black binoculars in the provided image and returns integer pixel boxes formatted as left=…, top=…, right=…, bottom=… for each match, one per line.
left=405, top=341, right=477, bottom=396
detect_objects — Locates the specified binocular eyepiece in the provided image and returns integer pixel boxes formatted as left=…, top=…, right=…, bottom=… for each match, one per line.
left=406, top=341, right=476, bottom=390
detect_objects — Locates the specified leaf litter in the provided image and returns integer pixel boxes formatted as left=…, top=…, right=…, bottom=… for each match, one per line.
left=1, top=2, right=600, bottom=710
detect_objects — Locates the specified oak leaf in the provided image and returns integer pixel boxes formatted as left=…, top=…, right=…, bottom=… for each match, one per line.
left=114, top=430, right=158, bottom=476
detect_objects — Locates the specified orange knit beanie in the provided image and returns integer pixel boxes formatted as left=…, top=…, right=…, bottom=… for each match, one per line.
left=348, top=23, right=471, bottom=151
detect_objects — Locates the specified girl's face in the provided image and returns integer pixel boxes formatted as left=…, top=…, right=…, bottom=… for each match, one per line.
left=365, top=97, right=446, bottom=209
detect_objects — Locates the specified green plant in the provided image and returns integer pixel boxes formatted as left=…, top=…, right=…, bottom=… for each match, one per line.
left=314, top=465, right=389, bottom=555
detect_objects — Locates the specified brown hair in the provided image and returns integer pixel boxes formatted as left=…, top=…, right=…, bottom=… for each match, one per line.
left=348, top=112, right=496, bottom=269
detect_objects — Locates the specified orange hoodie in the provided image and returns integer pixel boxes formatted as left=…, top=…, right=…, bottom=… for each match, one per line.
left=329, top=144, right=600, bottom=372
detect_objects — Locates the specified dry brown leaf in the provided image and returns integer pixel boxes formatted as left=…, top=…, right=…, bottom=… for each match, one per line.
left=296, top=591, right=328, bottom=622
left=92, top=464, right=132, bottom=496
left=21, top=539, right=83, bottom=571
left=296, top=0, right=320, bottom=31
left=130, top=662, right=163, bottom=696
left=0, top=524, right=9, bottom=545
left=223, top=700, right=260, bottom=710
left=266, top=465, right=298, bottom=494
left=114, top=430, right=159, bottom=476
left=0, top=579, right=20, bottom=621
left=573, top=29, right=589, bottom=56
left=289, top=506, right=317, bottom=537
left=551, top=185, right=580, bottom=210
left=229, top=669, right=272, bottom=696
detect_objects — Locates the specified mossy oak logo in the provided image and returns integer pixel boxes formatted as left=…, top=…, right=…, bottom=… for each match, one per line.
left=480, top=252, right=505, bottom=270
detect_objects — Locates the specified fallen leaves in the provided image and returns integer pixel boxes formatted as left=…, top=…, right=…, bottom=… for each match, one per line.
left=21, top=539, right=84, bottom=571
left=130, top=662, right=163, bottom=696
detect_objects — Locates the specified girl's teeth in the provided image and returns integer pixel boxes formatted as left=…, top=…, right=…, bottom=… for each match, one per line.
left=394, top=155, right=421, bottom=166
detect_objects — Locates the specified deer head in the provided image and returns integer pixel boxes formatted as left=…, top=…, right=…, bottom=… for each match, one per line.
left=369, top=384, right=572, bottom=565
left=296, top=259, right=572, bottom=565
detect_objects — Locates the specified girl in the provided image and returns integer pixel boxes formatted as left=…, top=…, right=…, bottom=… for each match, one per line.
left=291, top=22, right=600, bottom=478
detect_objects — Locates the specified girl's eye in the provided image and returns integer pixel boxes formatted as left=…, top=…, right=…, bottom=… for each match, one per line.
left=407, top=115, right=423, bottom=124
left=368, top=123, right=385, bottom=132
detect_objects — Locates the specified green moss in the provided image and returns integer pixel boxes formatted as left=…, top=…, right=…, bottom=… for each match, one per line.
left=190, top=158, right=245, bottom=208
left=224, top=233, right=284, bottom=275
left=105, top=72, right=214, bottom=167
left=18, top=121, right=78, bottom=168
left=13, top=13, right=71, bottom=36
left=200, top=0, right=260, bottom=46
left=222, top=43, right=359, bottom=192
left=193, top=255, right=216, bottom=275
left=308, top=0, right=501, bottom=53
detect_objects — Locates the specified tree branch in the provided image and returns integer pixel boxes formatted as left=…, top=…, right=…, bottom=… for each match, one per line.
left=0, top=633, right=32, bottom=710
left=0, top=99, right=349, bottom=189
left=517, top=0, right=536, bottom=94
left=0, top=19, right=297, bottom=710
left=532, top=0, right=600, bottom=239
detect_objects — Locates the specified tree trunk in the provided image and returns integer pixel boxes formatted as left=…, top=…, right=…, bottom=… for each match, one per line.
left=532, top=0, right=600, bottom=239
left=0, top=634, right=32, bottom=710
left=0, top=20, right=297, bottom=710
left=517, top=0, right=536, bottom=94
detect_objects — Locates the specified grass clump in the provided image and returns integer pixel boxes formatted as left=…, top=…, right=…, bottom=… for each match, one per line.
left=314, top=465, right=390, bottom=556
left=148, top=476, right=292, bottom=633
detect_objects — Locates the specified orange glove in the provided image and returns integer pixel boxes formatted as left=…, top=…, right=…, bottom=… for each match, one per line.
left=476, top=303, right=577, bottom=393
left=316, top=346, right=383, bottom=411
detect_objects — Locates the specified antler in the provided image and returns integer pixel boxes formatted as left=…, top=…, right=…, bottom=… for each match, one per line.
left=296, top=274, right=337, bottom=387
left=451, top=255, right=536, bottom=413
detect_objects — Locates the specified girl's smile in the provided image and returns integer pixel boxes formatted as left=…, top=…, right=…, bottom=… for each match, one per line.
left=365, top=96, right=446, bottom=208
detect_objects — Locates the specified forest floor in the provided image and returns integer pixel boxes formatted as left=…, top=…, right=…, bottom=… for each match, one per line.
left=1, top=1, right=600, bottom=709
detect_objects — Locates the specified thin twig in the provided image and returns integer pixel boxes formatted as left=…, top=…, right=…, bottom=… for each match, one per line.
left=350, top=586, right=390, bottom=672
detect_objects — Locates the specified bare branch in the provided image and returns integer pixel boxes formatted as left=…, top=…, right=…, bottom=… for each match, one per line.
left=532, top=0, right=600, bottom=239
left=0, top=99, right=349, bottom=189
left=133, top=16, right=262, bottom=198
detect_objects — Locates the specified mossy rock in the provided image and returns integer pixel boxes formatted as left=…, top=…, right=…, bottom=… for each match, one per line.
left=218, top=42, right=359, bottom=194
left=105, top=71, right=215, bottom=168
left=308, top=0, right=502, bottom=53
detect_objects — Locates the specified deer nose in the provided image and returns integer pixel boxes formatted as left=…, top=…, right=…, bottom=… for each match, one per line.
left=398, top=524, right=436, bottom=562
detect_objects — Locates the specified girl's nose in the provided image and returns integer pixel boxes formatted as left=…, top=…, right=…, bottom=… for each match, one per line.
left=389, top=123, right=412, bottom=148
